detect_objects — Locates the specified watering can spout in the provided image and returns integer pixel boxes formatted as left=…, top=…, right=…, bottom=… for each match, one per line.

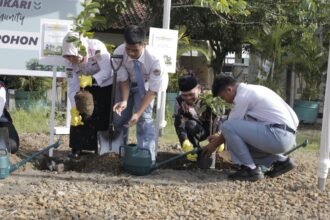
left=10, top=140, right=60, bottom=173
left=153, top=147, right=202, bottom=170
left=1, top=140, right=61, bottom=180
left=283, top=139, right=309, bottom=156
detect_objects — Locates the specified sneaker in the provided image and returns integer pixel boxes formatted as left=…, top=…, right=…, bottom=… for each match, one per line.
left=228, top=165, right=264, bottom=182
left=265, top=157, right=295, bottom=178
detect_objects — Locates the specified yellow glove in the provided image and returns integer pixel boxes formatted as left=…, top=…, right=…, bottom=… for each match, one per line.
left=213, top=133, right=225, bottom=152
left=182, top=139, right=197, bottom=162
left=70, top=107, right=84, bottom=126
left=200, top=139, right=224, bottom=152
left=217, top=143, right=225, bottom=152
left=79, top=75, right=93, bottom=88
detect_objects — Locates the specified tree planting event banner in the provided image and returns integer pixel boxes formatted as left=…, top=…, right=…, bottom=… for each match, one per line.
left=149, top=27, right=178, bottom=73
left=0, top=0, right=82, bottom=75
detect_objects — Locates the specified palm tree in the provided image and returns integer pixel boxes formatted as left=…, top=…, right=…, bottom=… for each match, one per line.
left=176, top=25, right=211, bottom=62
left=167, top=25, right=211, bottom=93
left=288, top=27, right=328, bottom=101
left=246, top=22, right=294, bottom=97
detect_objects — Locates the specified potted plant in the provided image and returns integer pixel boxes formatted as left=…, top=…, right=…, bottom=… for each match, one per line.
left=290, top=29, right=328, bottom=123
left=197, top=91, right=232, bottom=166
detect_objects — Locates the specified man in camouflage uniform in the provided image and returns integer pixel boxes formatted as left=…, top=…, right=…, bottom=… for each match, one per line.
left=174, top=75, right=220, bottom=161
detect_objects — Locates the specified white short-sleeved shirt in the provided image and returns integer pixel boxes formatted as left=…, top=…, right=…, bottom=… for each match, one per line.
left=65, top=39, right=112, bottom=107
left=229, top=83, right=299, bottom=130
left=113, top=44, right=163, bottom=93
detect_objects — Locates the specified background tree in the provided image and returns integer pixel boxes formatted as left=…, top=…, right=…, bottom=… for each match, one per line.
left=284, top=0, right=330, bottom=101
left=89, top=0, right=330, bottom=96
left=68, top=0, right=106, bottom=56
left=171, top=0, right=251, bottom=74
left=93, top=0, right=163, bottom=31
left=90, top=0, right=250, bottom=74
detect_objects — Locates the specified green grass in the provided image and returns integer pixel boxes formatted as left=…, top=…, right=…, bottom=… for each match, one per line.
left=11, top=106, right=66, bottom=134
left=11, top=108, right=50, bottom=133
left=158, top=107, right=179, bottom=144
left=159, top=122, right=179, bottom=144
left=128, top=120, right=178, bottom=145
left=296, top=124, right=321, bottom=152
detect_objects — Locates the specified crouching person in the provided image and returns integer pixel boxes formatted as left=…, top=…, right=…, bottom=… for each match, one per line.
left=0, top=79, right=19, bottom=154
left=203, top=75, right=299, bottom=181
left=174, top=75, right=220, bottom=161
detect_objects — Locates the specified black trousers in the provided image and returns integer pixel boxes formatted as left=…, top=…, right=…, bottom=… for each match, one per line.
left=185, top=120, right=209, bottom=148
left=0, top=121, right=19, bottom=154
left=69, top=85, right=112, bottom=151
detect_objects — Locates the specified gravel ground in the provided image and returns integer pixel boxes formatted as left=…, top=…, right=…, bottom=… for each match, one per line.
left=0, top=133, right=329, bottom=219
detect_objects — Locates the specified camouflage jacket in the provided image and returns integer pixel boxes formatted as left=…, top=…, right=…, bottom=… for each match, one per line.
left=173, top=93, right=220, bottom=145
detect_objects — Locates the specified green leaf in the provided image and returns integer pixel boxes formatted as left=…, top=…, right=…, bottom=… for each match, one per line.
left=85, top=2, right=101, bottom=9
left=66, top=36, right=78, bottom=43
left=79, top=44, right=86, bottom=52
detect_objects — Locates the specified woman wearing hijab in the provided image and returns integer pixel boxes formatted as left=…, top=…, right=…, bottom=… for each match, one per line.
left=62, top=32, right=112, bottom=158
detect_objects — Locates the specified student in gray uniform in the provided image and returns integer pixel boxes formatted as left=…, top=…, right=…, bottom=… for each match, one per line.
left=203, top=75, right=299, bottom=181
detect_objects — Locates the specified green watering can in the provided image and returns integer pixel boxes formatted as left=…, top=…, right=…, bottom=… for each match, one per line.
left=119, top=144, right=212, bottom=176
left=119, top=139, right=310, bottom=176
left=0, top=140, right=60, bottom=179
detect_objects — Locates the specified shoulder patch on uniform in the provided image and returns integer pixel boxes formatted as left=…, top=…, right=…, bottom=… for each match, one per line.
left=153, top=69, right=161, bottom=76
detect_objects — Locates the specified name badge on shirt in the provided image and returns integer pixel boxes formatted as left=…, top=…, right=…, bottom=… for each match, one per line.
left=66, top=68, right=73, bottom=78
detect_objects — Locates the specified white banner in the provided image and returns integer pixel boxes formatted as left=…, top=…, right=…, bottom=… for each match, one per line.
left=39, top=19, right=73, bottom=66
left=0, top=30, right=40, bottom=50
left=0, top=0, right=82, bottom=72
left=149, top=27, right=178, bottom=73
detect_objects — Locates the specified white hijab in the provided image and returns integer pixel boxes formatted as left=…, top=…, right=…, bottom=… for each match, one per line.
left=62, top=32, right=88, bottom=57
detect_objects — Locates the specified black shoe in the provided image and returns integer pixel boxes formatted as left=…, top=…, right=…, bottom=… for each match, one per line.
left=265, top=157, right=295, bottom=178
left=228, top=165, right=264, bottom=182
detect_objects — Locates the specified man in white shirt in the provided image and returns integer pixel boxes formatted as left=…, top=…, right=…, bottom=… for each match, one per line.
left=204, top=75, right=299, bottom=181
left=113, top=25, right=163, bottom=162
